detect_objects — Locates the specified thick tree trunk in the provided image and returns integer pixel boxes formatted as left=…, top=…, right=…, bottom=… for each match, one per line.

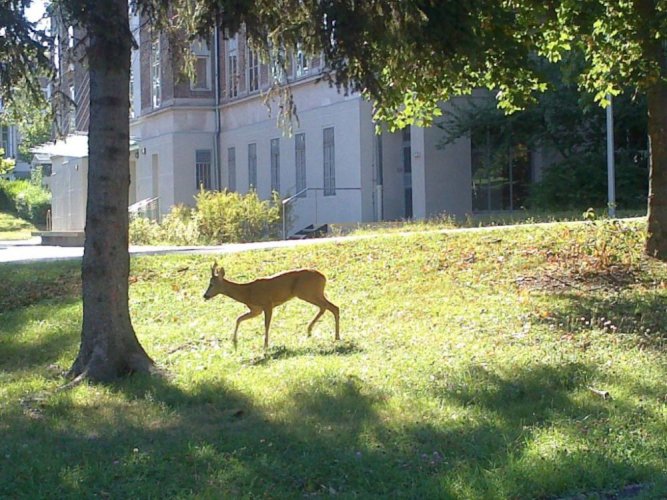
left=646, top=75, right=667, bottom=260
left=68, top=1, right=154, bottom=382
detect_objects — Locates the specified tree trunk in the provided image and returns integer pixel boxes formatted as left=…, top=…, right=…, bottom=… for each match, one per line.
left=68, top=1, right=154, bottom=382
left=645, top=51, right=667, bottom=260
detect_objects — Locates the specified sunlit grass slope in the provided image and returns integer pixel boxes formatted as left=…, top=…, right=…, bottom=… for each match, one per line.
left=1, top=219, right=666, bottom=498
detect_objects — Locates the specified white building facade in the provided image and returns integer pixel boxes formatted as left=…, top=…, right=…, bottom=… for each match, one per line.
left=46, top=19, right=542, bottom=236
left=125, top=25, right=480, bottom=236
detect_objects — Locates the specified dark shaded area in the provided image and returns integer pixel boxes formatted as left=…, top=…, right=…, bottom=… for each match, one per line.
left=244, top=339, right=362, bottom=366
left=0, top=298, right=80, bottom=374
left=1, top=357, right=664, bottom=498
left=536, top=291, right=667, bottom=350
left=0, top=261, right=81, bottom=311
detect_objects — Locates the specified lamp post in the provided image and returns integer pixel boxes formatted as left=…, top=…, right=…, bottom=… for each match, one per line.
left=606, top=94, right=616, bottom=218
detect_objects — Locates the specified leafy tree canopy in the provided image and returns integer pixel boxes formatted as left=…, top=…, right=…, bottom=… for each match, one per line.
left=0, top=0, right=51, bottom=103
left=0, top=85, right=52, bottom=162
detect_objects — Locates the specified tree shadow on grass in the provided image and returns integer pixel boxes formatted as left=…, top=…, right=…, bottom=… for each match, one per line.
left=0, top=298, right=80, bottom=374
left=0, top=261, right=81, bottom=311
left=428, top=361, right=667, bottom=497
left=537, top=291, right=667, bottom=350
left=244, top=339, right=362, bottom=366
left=2, top=358, right=665, bottom=498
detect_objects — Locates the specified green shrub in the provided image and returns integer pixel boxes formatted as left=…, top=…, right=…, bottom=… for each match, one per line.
left=194, top=189, right=283, bottom=244
left=128, top=216, right=162, bottom=245
left=159, top=204, right=200, bottom=245
left=0, top=179, right=51, bottom=226
left=129, top=192, right=286, bottom=246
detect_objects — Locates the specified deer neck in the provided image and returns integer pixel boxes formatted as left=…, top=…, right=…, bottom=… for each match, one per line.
left=220, top=278, right=250, bottom=303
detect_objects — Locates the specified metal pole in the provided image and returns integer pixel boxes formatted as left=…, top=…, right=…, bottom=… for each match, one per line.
left=606, top=94, right=616, bottom=218
left=282, top=202, right=286, bottom=240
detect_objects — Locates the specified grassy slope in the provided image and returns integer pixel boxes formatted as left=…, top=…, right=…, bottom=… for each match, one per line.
left=1, top=220, right=666, bottom=498
left=0, top=210, right=38, bottom=240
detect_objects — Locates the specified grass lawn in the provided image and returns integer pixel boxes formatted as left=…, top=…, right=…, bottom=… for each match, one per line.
left=334, top=208, right=646, bottom=236
left=0, top=210, right=38, bottom=240
left=1, top=220, right=666, bottom=498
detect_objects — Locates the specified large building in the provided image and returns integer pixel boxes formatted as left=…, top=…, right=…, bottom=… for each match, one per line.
left=43, top=16, right=542, bottom=237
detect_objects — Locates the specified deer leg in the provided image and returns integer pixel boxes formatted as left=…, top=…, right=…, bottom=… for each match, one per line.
left=263, top=307, right=273, bottom=350
left=329, top=301, right=340, bottom=341
left=302, top=297, right=340, bottom=341
left=234, top=307, right=261, bottom=350
left=307, top=308, right=326, bottom=337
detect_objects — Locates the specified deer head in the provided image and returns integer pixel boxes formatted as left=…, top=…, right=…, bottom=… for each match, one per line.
left=203, top=261, right=226, bottom=300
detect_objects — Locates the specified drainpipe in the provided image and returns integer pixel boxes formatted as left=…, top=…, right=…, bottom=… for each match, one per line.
left=213, top=18, right=222, bottom=190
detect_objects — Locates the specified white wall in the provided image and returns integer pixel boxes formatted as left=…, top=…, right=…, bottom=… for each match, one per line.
left=220, top=82, right=367, bottom=234
left=422, top=122, right=473, bottom=218
left=358, top=99, right=377, bottom=222
left=50, top=156, right=87, bottom=231
left=131, top=107, right=217, bottom=213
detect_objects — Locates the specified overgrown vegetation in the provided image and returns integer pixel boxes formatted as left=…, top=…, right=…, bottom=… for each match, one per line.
left=0, top=147, right=15, bottom=176
left=1, top=220, right=666, bottom=497
left=0, top=210, right=38, bottom=240
left=129, top=190, right=285, bottom=245
left=0, top=173, right=51, bottom=226
left=439, top=61, right=648, bottom=212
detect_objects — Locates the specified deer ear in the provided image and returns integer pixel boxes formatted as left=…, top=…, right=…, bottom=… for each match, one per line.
left=218, top=266, right=225, bottom=278
left=211, top=261, right=218, bottom=278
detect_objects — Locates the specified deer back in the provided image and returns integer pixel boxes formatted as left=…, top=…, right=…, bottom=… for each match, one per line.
left=241, top=269, right=325, bottom=307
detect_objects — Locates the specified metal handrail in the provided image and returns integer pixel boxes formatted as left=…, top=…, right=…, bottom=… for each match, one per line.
left=281, top=187, right=361, bottom=239
left=282, top=189, right=307, bottom=239
left=281, top=187, right=309, bottom=206
left=129, top=196, right=160, bottom=223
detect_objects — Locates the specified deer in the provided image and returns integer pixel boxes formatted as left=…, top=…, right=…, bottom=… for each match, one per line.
left=203, top=261, right=340, bottom=350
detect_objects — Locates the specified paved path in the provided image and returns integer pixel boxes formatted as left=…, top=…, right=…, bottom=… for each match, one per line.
left=0, top=234, right=356, bottom=264
left=0, top=218, right=643, bottom=264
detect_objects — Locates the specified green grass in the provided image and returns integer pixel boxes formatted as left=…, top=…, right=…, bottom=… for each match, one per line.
left=333, top=207, right=646, bottom=236
left=0, top=210, right=38, bottom=240
left=1, top=220, right=667, bottom=498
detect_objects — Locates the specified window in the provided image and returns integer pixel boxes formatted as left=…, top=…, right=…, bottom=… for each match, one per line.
left=269, top=42, right=286, bottom=84
left=129, top=67, right=135, bottom=119
left=295, top=43, right=308, bottom=78
left=402, top=127, right=412, bottom=218
left=151, top=33, right=161, bottom=108
left=53, top=34, right=60, bottom=71
left=323, top=127, right=335, bottom=196
left=270, top=138, right=280, bottom=192
left=248, top=143, right=257, bottom=189
left=376, top=133, right=384, bottom=186
left=227, top=35, right=238, bottom=98
left=69, top=84, right=76, bottom=131
left=192, top=57, right=210, bottom=90
left=228, top=147, right=236, bottom=191
left=295, top=133, right=306, bottom=196
left=195, top=150, right=212, bottom=190
left=1, top=126, right=10, bottom=156
left=247, top=47, right=259, bottom=92
left=191, top=40, right=210, bottom=90
left=471, top=126, right=532, bottom=211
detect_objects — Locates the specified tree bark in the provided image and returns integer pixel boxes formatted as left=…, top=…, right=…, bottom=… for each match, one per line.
left=646, top=75, right=667, bottom=260
left=68, top=0, right=154, bottom=382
